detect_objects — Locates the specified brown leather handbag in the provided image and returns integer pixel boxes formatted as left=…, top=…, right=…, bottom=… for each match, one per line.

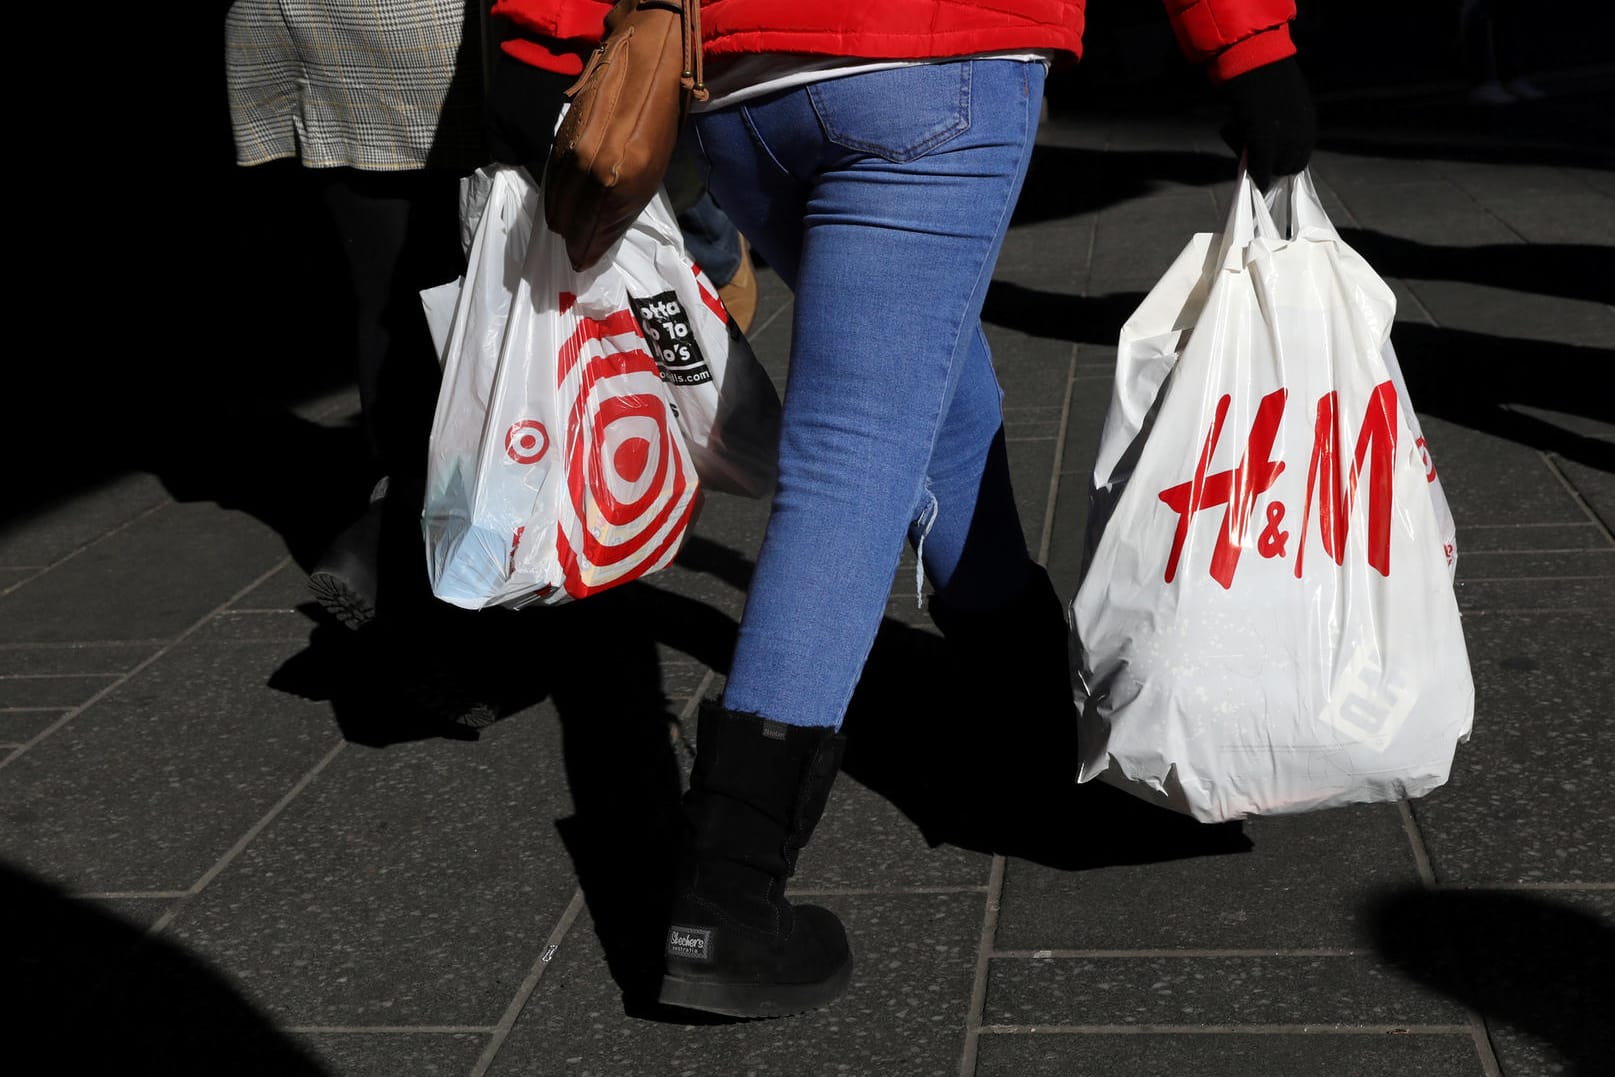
left=543, top=0, right=709, bottom=271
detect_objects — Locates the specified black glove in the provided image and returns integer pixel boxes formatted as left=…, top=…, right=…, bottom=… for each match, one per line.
left=484, top=49, right=577, bottom=171
left=1221, top=56, right=1316, bottom=191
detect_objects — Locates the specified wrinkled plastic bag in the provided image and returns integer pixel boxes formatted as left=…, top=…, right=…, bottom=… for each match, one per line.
left=426, top=167, right=781, bottom=499
left=1070, top=169, right=1474, bottom=823
left=421, top=166, right=769, bottom=609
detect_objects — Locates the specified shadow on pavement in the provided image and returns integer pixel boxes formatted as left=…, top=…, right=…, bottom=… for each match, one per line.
left=1010, top=146, right=1232, bottom=228
left=6, top=861, right=329, bottom=1075
left=1338, top=230, right=1615, bottom=306
left=1365, top=887, right=1615, bottom=1075
left=981, top=282, right=1146, bottom=347
left=1315, top=73, right=1615, bottom=171
left=840, top=619, right=1252, bottom=870
left=1391, top=324, right=1615, bottom=472
left=267, top=534, right=750, bottom=1019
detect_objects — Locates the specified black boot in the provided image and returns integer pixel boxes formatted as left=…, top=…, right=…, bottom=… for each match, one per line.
left=658, top=705, right=853, bottom=1018
left=307, top=477, right=388, bottom=631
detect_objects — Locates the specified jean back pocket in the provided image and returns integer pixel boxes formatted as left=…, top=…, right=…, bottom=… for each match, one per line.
left=808, top=62, right=972, bottom=164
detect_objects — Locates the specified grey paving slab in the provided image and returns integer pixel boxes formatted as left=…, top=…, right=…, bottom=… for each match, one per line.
left=996, top=219, right=1094, bottom=282
left=1307, top=153, right=1446, bottom=191
left=997, top=803, right=1421, bottom=951
left=0, top=641, right=161, bottom=676
left=1509, top=404, right=1615, bottom=443
left=149, top=711, right=580, bottom=1027
left=1438, top=161, right=1609, bottom=203
left=793, top=774, right=993, bottom=892
left=1044, top=483, right=1091, bottom=609
left=1306, top=171, right=1356, bottom=223
left=1455, top=549, right=1615, bottom=580
left=12, top=859, right=332, bottom=1076
left=1414, top=418, right=1589, bottom=526
left=0, top=472, right=169, bottom=567
left=195, top=609, right=324, bottom=643
left=233, top=560, right=327, bottom=611
left=489, top=892, right=982, bottom=1077
left=1090, top=193, right=1223, bottom=293
left=1056, top=379, right=1113, bottom=476
left=1566, top=167, right=1615, bottom=200
left=1405, top=280, right=1615, bottom=348
left=81, top=896, right=177, bottom=928
left=1009, top=437, right=1060, bottom=552
left=995, top=335, right=1077, bottom=409
left=1323, top=180, right=1520, bottom=247
left=975, top=1031, right=1484, bottom=1077
left=0, top=672, right=121, bottom=708
left=1465, top=191, right=1615, bottom=248
left=984, top=954, right=1470, bottom=1027
left=1385, top=277, right=1437, bottom=324
left=288, top=1032, right=488, bottom=1077
left=1044, top=387, right=1113, bottom=598
left=1558, top=456, right=1615, bottom=533
left=1457, top=522, right=1613, bottom=552
left=0, top=500, right=291, bottom=643
left=658, top=659, right=712, bottom=714
left=0, top=708, right=69, bottom=742
left=1490, top=1028, right=1583, bottom=1077
left=1454, top=576, right=1615, bottom=612
left=1409, top=610, right=1615, bottom=884
left=1005, top=404, right=1068, bottom=443
left=1362, top=888, right=1614, bottom=1077
left=0, top=640, right=343, bottom=892
left=1071, top=341, right=1119, bottom=371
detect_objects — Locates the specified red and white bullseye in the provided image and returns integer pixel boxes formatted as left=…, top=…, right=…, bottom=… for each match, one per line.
left=554, top=310, right=698, bottom=598
left=505, top=419, right=550, bottom=464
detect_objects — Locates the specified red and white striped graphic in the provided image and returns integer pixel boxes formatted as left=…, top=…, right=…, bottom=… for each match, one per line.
left=551, top=307, right=697, bottom=599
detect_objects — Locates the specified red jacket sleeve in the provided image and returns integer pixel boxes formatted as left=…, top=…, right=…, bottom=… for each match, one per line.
left=491, top=0, right=614, bottom=76
left=1160, top=0, right=1297, bottom=81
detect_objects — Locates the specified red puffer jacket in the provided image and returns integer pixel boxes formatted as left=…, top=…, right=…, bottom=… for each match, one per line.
left=493, top=0, right=1294, bottom=83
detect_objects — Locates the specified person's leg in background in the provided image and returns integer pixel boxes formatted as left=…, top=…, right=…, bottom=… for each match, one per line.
left=1461, top=0, right=1543, bottom=104
left=308, top=168, right=463, bottom=629
left=656, top=60, right=1049, bottom=1018
left=311, top=165, right=522, bottom=726
left=666, top=131, right=758, bottom=333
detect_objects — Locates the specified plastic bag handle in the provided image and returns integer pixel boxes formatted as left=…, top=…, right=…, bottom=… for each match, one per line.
left=1218, top=163, right=1339, bottom=269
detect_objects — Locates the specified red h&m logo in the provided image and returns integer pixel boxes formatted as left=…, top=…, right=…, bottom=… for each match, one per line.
left=1158, top=380, right=1399, bottom=589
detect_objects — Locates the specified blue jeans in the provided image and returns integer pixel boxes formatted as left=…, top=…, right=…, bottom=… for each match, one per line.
left=694, top=59, right=1046, bottom=729
left=677, top=189, right=743, bottom=286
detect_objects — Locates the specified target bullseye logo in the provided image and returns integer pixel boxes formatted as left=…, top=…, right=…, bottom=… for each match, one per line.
left=505, top=420, right=549, bottom=464
left=553, top=308, right=698, bottom=599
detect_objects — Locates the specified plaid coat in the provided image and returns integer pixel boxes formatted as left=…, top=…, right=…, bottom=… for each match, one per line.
left=227, top=0, right=489, bottom=171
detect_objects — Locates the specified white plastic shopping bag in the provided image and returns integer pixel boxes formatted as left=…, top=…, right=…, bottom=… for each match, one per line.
left=420, top=166, right=741, bottom=610
left=424, top=168, right=782, bottom=499
left=1070, top=169, right=1474, bottom=823
left=612, top=190, right=783, bottom=499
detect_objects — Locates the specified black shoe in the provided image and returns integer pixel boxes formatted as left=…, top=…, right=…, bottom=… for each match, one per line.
left=308, top=479, right=388, bottom=631
left=658, top=705, right=854, bottom=1019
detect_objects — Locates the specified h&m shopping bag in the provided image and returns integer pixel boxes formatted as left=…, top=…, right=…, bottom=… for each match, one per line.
left=420, top=166, right=728, bottom=610
left=1070, top=169, right=1474, bottom=823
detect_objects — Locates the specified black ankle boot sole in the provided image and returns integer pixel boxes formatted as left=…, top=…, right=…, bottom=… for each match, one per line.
left=657, top=957, right=854, bottom=1019
left=308, top=570, right=377, bottom=631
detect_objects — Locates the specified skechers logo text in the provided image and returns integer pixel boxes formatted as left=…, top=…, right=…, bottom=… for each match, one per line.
left=667, top=927, right=712, bottom=962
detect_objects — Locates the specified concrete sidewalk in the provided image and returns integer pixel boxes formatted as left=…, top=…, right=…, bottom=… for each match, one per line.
left=4, top=82, right=1613, bottom=1076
